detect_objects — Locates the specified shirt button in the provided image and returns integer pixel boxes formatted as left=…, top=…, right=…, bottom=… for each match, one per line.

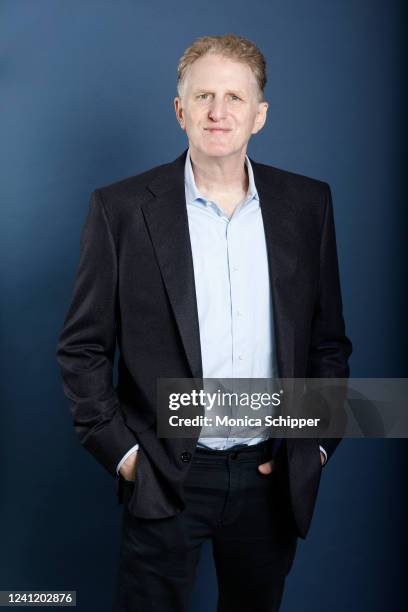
left=180, top=451, right=192, bottom=463
left=238, top=355, right=244, bottom=361
left=233, top=265, right=239, bottom=271
left=236, top=310, right=243, bottom=316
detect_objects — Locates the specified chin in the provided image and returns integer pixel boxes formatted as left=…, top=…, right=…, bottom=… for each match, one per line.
left=199, top=143, right=238, bottom=158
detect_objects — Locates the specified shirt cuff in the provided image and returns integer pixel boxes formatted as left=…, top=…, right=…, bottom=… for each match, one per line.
left=116, top=444, right=139, bottom=475
left=319, top=445, right=328, bottom=466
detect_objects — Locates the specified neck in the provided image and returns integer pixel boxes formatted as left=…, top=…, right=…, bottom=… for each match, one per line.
left=189, top=147, right=249, bottom=197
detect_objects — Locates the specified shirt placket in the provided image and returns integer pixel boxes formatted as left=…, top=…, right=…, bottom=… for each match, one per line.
left=224, top=215, right=238, bottom=447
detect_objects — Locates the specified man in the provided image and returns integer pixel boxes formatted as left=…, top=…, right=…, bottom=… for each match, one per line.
left=57, top=34, right=352, bottom=612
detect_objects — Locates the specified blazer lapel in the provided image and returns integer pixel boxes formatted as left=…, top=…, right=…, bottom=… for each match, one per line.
left=141, top=150, right=203, bottom=380
left=251, top=160, right=298, bottom=379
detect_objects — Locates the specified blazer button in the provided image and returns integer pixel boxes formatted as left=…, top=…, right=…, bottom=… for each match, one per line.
left=180, top=451, right=192, bottom=463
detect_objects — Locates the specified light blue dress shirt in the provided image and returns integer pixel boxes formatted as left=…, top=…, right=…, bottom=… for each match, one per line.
left=184, top=149, right=278, bottom=450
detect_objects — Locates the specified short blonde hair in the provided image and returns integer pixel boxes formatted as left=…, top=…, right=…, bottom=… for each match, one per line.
left=177, top=34, right=267, bottom=101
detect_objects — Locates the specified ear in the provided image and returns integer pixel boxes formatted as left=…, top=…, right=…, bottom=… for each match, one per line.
left=251, top=100, right=268, bottom=135
left=174, top=96, right=186, bottom=130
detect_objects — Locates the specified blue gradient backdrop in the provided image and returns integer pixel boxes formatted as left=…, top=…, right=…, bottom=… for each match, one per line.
left=1, top=1, right=406, bottom=610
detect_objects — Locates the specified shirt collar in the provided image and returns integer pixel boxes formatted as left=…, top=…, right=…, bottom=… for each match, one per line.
left=184, top=148, right=259, bottom=208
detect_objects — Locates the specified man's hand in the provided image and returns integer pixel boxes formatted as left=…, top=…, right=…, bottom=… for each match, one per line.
left=258, top=459, right=275, bottom=474
left=119, top=450, right=139, bottom=482
left=258, top=451, right=326, bottom=474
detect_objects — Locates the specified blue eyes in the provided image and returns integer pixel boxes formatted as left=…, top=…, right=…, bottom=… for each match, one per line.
left=197, top=94, right=240, bottom=101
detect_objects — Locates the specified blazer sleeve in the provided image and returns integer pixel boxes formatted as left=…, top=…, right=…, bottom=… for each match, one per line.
left=56, top=190, right=138, bottom=477
left=308, top=184, right=353, bottom=460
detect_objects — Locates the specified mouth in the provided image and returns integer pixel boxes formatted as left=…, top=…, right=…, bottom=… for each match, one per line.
left=204, top=128, right=231, bottom=133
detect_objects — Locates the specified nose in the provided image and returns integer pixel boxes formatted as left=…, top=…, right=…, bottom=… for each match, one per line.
left=208, top=97, right=227, bottom=121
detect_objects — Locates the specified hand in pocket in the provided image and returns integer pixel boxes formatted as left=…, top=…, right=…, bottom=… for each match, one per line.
left=119, top=450, right=139, bottom=482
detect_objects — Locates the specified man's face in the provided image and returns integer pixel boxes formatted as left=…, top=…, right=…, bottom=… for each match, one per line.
left=174, top=54, right=268, bottom=160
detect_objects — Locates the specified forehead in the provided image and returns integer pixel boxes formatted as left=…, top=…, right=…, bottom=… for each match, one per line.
left=185, top=53, right=257, bottom=93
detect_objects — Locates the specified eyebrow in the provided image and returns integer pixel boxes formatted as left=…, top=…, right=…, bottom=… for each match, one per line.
left=192, top=89, right=246, bottom=97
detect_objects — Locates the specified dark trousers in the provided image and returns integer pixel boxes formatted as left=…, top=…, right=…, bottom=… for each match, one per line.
left=113, top=440, right=298, bottom=612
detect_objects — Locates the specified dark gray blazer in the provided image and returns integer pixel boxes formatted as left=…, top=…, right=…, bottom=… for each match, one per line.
left=56, top=149, right=352, bottom=538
